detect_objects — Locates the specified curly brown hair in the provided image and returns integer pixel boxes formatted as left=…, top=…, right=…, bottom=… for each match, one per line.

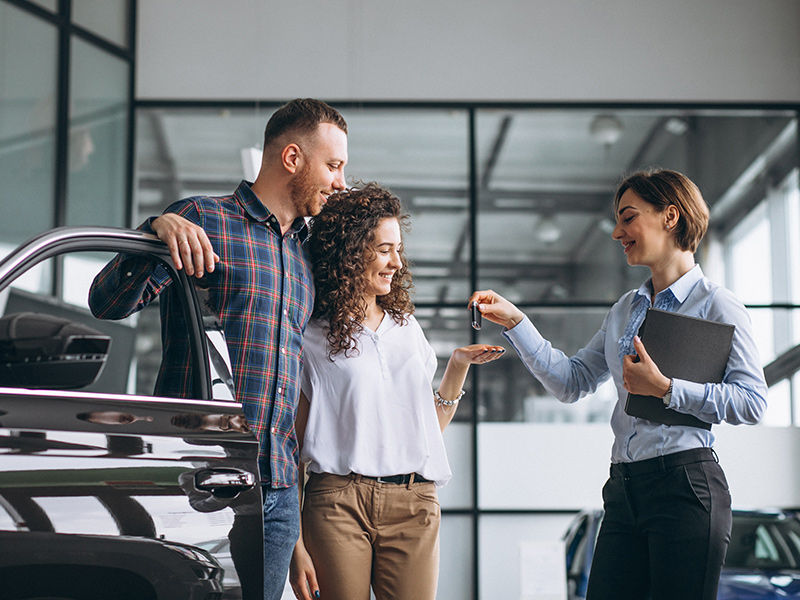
left=308, top=183, right=414, bottom=358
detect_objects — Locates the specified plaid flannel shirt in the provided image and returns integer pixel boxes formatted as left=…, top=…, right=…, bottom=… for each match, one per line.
left=89, top=181, right=314, bottom=487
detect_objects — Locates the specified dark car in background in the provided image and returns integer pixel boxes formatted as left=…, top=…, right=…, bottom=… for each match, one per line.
left=564, top=508, right=800, bottom=600
left=0, top=227, right=263, bottom=600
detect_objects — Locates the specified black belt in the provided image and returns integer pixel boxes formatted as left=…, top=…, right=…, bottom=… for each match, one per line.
left=355, top=473, right=432, bottom=485
left=610, top=447, right=716, bottom=478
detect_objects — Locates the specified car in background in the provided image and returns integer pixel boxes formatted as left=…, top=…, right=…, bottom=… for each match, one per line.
left=564, top=508, right=800, bottom=599
left=0, top=227, right=263, bottom=600
left=196, top=537, right=241, bottom=598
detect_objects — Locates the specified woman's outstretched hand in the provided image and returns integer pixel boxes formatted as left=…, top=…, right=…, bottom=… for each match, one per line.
left=452, top=344, right=506, bottom=367
left=468, top=290, right=526, bottom=330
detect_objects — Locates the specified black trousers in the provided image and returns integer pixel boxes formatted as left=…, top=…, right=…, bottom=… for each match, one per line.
left=586, top=448, right=732, bottom=600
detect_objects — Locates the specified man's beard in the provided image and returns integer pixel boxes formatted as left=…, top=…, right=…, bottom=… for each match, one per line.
left=288, top=163, right=321, bottom=218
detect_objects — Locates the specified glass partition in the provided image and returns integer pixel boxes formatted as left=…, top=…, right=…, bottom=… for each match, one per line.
left=0, top=3, right=58, bottom=249
left=133, top=102, right=800, bottom=600
left=66, top=36, right=129, bottom=228
left=474, top=108, right=797, bottom=424
left=27, top=0, right=57, bottom=11
left=440, top=514, right=475, bottom=600
left=72, top=0, right=130, bottom=47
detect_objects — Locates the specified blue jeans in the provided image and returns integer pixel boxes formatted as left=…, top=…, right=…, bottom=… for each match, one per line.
left=263, top=485, right=300, bottom=600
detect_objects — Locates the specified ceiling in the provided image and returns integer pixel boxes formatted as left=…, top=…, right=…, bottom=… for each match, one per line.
left=135, top=105, right=798, bottom=316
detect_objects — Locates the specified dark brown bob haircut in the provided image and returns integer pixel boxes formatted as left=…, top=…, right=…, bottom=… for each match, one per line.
left=308, top=183, right=413, bottom=358
left=614, top=168, right=709, bottom=253
left=262, top=98, right=347, bottom=151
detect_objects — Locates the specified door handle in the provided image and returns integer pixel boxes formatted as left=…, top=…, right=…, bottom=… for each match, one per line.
left=194, top=467, right=256, bottom=499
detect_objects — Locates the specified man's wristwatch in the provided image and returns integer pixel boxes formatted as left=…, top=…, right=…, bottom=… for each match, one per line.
left=662, top=379, right=674, bottom=406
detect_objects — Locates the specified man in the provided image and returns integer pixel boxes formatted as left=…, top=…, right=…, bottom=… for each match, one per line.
left=89, top=98, right=348, bottom=600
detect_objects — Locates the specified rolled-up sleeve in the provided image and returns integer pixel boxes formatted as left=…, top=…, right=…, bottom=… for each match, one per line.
left=88, top=206, right=197, bottom=320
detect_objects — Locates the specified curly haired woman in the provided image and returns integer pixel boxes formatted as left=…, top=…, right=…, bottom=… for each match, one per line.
left=289, top=184, right=503, bottom=600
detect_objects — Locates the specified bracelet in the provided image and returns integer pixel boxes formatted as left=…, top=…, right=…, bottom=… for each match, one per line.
left=435, top=389, right=465, bottom=407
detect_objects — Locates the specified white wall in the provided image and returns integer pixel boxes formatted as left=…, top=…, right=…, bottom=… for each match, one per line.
left=479, top=422, right=800, bottom=509
left=476, top=422, right=800, bottom=599
left=136, top=0, right=800, bottom=102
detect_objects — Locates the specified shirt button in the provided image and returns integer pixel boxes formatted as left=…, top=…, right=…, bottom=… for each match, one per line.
left=280, top=347, right=287, bottom=355
left=271, top=427, right=277, bottom=434
left=277, top=387, right=283, bottom=395
left=283, top=309, right=288, bottom=317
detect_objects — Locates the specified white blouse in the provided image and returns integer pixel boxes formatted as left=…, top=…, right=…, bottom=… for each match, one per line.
left=300, top=313, right=452, bottom=487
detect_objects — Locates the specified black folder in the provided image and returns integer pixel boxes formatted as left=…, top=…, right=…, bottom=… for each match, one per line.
left=624, top=308, right=735, bottom=430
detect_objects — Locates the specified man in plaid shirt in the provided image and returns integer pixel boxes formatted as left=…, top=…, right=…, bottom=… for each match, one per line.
left=89, top=99, right=348, bottom=600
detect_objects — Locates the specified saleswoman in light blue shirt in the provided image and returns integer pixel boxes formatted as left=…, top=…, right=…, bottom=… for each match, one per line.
left=469, top=169, right=767, bottom=600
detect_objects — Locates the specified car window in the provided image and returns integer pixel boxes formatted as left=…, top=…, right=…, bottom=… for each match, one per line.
left=787, top=530, right=800, bottom=560
left=727, top=515, right=800, bottom=569
left=566, top=516, right=588, bottom=575
left=754, top=525, right=781, bottom=562
left=0, top=249, right=181, bottom=397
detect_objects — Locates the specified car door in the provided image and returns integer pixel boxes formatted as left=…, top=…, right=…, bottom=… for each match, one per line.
left=0, top=227, right=262, bottom=600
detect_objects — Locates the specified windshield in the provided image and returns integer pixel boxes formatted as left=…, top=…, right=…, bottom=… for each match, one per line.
left=726, top=514, right=800, bottom=570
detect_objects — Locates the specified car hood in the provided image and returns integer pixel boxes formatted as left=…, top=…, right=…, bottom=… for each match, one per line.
left=720, top=570, right=800, bottom=598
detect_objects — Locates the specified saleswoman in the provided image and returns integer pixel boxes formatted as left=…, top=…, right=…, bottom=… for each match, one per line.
left=470, top=169, right=767, bottom=600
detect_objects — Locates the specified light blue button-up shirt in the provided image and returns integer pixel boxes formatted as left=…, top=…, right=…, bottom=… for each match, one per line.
left=503, top=265, right=768, bottom=463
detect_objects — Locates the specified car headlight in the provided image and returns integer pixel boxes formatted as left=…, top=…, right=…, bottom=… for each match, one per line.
left=162, top=542, right=221, bottom=579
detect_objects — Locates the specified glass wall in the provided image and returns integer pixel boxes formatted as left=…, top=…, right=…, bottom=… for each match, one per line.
left=134, top=102, right=800, bottom=598
left=0, top=1, right=58, bottom=248
left=725, top=167, right=800, bottom=425
left=0, top=0, right=133, bottom=258
left=3, top=1, right=796, bottom=596
left=66, top=35, right=129, bottom=227
left=72, top=0, right=130, bottom=47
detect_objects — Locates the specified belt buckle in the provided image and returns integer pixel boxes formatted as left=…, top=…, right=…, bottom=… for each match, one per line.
left=376, top=475, right=407, bottom=484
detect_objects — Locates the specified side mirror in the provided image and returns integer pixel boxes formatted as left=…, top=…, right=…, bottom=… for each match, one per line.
left=0, top=312, right=111, bottom=389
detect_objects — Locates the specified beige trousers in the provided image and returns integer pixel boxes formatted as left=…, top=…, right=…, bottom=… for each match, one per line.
left=302, top=472, right=441, bottom=600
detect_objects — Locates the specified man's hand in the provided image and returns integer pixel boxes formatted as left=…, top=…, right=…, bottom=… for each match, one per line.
left=151, top=214, right=219, bottom=277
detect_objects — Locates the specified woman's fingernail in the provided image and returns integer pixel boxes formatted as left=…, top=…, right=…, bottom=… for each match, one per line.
left=315, top=592, right=321, bottom=598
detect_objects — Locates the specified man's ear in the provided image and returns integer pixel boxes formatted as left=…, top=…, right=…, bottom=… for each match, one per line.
left=281, top=143, right=301, bottom=174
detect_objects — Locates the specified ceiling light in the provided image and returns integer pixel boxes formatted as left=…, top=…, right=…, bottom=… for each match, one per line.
left=536, top=215, right=561, bottom=244
left=589, top=114, right=623, bottom=146
left=664, top=117, right=689, bottom=136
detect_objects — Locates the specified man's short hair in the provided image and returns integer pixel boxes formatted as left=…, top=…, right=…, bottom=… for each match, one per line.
left=263, top=98, right=347, bottom=151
